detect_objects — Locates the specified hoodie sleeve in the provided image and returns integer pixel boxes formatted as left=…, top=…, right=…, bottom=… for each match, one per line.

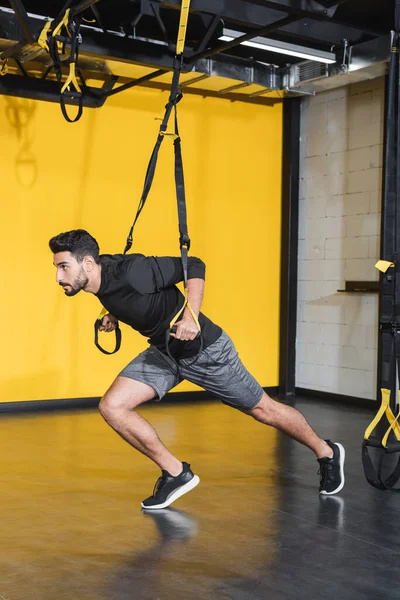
left=125, top=255, right=205, bottom=293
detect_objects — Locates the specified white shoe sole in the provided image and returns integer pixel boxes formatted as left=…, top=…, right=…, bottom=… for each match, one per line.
left=141, top=475, right=200, bottom=510
left=320, top=443, right=345, bottom=495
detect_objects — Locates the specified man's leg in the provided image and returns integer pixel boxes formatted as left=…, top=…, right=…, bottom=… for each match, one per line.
left=180, top=331, right=344, bottom=494
left=100, top=375, right=200, bottom=509
left=244, top=392, right=333, bottom=459
left=99, top=376, right=183, bottom=476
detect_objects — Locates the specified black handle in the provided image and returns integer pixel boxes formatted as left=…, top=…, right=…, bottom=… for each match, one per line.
left=170, top=324, right=200, bottom=338
left=60, top=91, right=83, bottom=123
left=94, top=319, right=122, bottom=355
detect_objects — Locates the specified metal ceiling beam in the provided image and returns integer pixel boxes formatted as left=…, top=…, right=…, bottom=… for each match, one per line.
left=1, top=1, right=103, bottom=61
left=105, top=68, right=166, bottom=97
left=0, top=73, right=105, bottom=106
left=0, top=8, right=282, bottom=89
left=8, top=0, right=33, bottom=43
left=72, top=24, right=281, bottom=88
left=70, top=0, right=102, bottom=18
left=188, top=15, right=301, bottom=63
left=0, top=10, right=279, bottom=89
left=126, top=78, right=280, bottom=106
left=0, top=69, right=279, bottom=107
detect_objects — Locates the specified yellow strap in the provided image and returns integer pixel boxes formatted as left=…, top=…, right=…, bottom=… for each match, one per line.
left=61, top=62, right=82, bottom=94
left=38, top=20, right=52, bottom=51
left=52, top=8, right=71, bottom=38
left=97, top=306, right=108, bottom=321
left=364, top=388, right=391, bottom=440
left=382, top=391, right=400, bottom=446
left=176, top=0, right=191, bottom=56
left=376, top=260, right=395, bottom=273
left=169, top=287, right=201, bottom=332
left=365, top=388, right=400, bottom=444
left=38, top=9, right=71, bottom=54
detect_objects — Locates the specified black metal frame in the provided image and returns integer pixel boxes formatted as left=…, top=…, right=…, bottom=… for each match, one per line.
left=279, top=98, right=300, bottom=396
left=0, top=0, right=390, bottom=110
left=8, top=0, right=34, bottom=43
left=0, top=73, right=105, bottom=106
left=376, top=73, right=391, bottom=404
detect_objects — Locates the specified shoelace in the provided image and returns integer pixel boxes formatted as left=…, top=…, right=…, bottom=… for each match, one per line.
left=153, top=471, right=169, bottom=497
left=318, top=461, right=334, bottom=488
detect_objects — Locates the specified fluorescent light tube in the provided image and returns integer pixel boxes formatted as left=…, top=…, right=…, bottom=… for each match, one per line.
left=219, top=29, right=336, bottom=64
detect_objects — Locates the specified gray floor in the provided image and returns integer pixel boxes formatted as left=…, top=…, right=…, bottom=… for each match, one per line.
left=1, top=395, right=399, bottom=600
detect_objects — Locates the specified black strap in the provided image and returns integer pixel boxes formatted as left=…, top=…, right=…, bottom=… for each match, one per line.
left=122, top=58, right=203, bottom=364
left=124, top=60, right=183, bottom=254
left=94, top=319, right=122, bottom=355
left=47, top=13, right=84, bottom=123
left=361, top=441, right=388, bottom=490
left=164, top=85, right=204, bottom=368
left=60, top=91, right=83, bottom=123
left=95, top=59, right=199, bottom=356
left=362, top=439, right=400, bottom=492
left=173, top=101, right=190, bottom=286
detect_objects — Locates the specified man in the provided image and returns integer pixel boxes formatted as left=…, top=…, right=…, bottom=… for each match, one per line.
left=49, top=229, right=345, bottom=509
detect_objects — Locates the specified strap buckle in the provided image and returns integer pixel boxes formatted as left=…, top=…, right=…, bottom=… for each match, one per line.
left=180, top=234, right=190, bottom=250
left=160, top=130, right=178, bottom=140
left=61, top=62, right=81, bottom=95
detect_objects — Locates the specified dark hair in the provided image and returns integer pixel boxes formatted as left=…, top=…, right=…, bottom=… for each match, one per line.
left=49, top=229, right=100, bottom=263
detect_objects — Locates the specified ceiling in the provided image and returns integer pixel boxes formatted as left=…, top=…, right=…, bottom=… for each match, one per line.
left=0, top=0, right=395, bottom=108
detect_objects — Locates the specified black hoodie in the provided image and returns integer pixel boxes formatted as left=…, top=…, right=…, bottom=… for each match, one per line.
left=96, top=253, right=222, bottom=359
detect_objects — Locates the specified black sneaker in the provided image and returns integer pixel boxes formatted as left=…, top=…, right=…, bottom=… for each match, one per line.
left=317, top=440, right=345, bottom=495
left=141, top=462, right=200, bottom=510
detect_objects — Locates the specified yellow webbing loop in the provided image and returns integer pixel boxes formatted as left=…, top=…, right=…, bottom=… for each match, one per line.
left=364, top=388, right=400, bottom=443
left=52, top=8, right=71, bottom=39
left=382, top=391, right=400, bottom=446
left=38, top=20, right=52, bottom=51
left=169, top=288, right=201, bottom=332
left=61, top=62, right=82, bottom=94
left=97, top=306, right=108, bottom=321
left=38, top=9, right=71, bottom=54
left=176, top=0, right=191, bottom=56
left=364, top=388, right=390, bottom=440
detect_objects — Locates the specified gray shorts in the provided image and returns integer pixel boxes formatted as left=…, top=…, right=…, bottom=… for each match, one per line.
left=119, top=331, right=264, bottom=410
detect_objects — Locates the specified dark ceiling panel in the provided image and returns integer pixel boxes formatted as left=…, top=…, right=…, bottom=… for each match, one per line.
left=335, top=0, right=395, bottom=31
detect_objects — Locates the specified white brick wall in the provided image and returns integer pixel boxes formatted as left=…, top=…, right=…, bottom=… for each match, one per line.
left=296, top=77, right=385, bottom=400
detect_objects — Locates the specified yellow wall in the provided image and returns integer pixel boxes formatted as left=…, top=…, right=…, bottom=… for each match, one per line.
left=0, top=86, right=282, bottom=402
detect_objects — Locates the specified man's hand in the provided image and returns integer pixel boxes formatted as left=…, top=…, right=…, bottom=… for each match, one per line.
left=99, top=314, right=118, bottom=332
left=170, top=316, right=199, bottom=341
